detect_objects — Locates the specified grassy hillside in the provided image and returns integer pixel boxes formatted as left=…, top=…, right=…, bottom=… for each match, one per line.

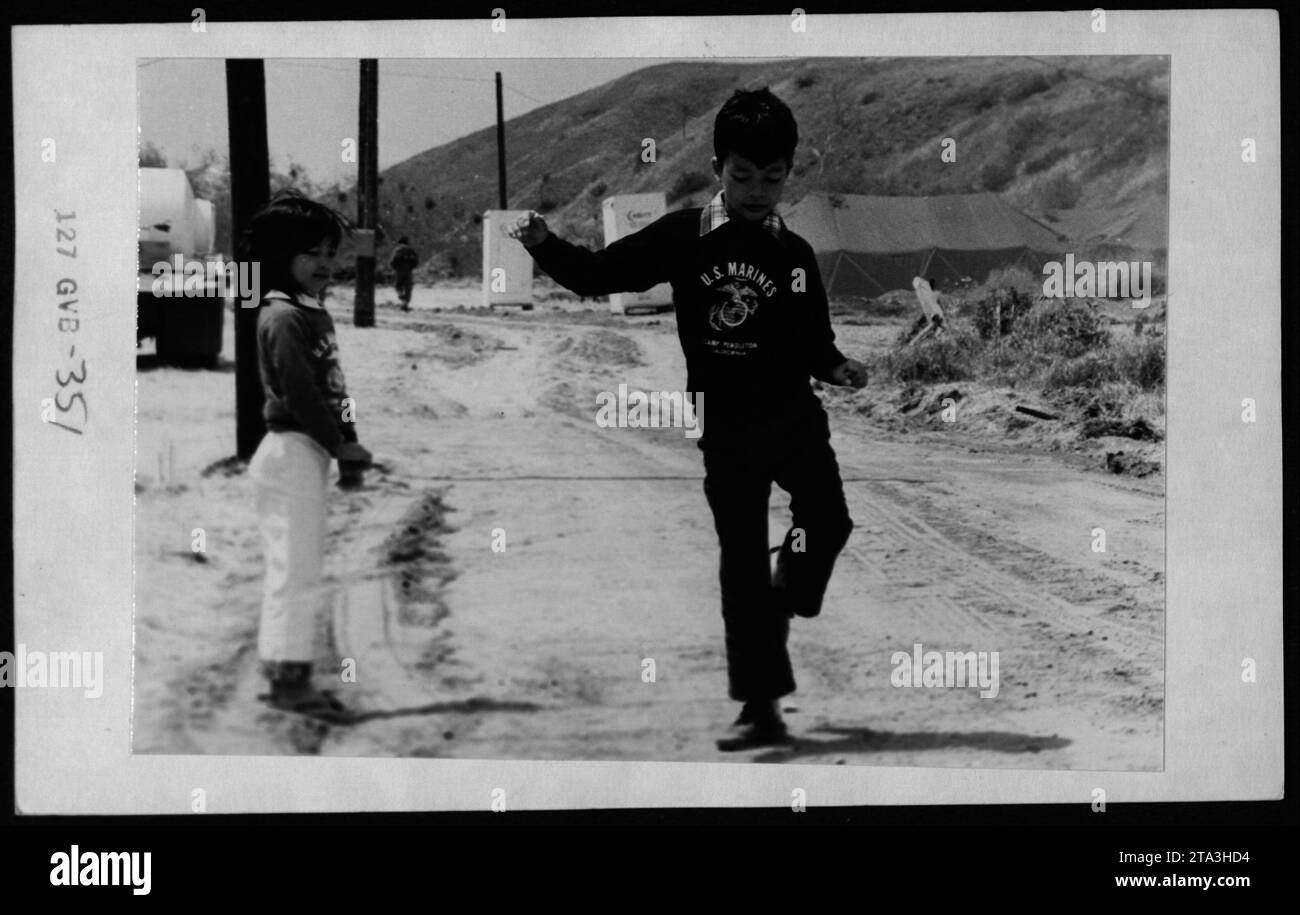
left=343, top=56, right=1168, bottom=278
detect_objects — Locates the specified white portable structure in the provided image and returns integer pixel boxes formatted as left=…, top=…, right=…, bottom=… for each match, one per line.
left=602, top=193, right=673, bottom=314
left=481, top=210, right=535, bottom=308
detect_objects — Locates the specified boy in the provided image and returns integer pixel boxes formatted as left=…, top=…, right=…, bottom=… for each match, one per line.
left=243, top=190, right=372, bottom=722
left=509, top=88, right=868, bottom=750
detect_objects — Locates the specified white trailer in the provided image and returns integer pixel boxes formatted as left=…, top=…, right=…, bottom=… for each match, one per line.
left=602, top=193, right=673, bottom=315
left=481, top=210, right=535, bottom=309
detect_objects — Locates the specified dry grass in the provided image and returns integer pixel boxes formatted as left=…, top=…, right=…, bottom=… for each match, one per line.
left=876, top=273, right=1166, bottom=397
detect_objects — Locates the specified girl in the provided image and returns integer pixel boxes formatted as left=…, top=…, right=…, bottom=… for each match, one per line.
left=241, top=190, right=370, bottom=722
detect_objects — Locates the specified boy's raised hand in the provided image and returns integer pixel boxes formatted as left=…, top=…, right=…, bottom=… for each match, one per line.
left=829, top=359, right=869, bottom=388
left=506, top=211, right=550, bottom=248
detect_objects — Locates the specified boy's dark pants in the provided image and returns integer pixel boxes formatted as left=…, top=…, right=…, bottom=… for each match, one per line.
left=702, top=429, right=854, bottom=702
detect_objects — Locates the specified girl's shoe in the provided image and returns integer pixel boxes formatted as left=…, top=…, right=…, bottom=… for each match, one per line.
left=259, top=661, right=354, bottom=724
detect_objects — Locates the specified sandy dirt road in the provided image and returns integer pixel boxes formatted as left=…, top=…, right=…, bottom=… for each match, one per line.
left=133, top=289, right=1163, bottom=769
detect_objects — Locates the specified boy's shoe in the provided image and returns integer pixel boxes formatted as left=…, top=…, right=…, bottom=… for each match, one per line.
left=717, top=700, right=792, bottom=752
left=789, top=599, right=822, bottom=619
left=259, top=661, right=354, bottom=725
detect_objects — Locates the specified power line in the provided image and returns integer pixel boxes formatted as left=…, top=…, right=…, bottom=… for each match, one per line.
left=265, top=60, right=359, bottom=76
left=378, top=66, right=496, bottom=86
left=269, top=61, right=495, bottom=86
left=264, top=62, right=552, bottom=107
left=503, top=84, right=549, bottom=106
left=141, top=58, right=555, bottom=106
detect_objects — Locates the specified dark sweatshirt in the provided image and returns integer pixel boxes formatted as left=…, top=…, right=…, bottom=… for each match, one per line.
left=527, top=208, right=846, bottom=443
left=256, top=290, right=358, bottom=455
left=390, top=244, right=418, bottom=272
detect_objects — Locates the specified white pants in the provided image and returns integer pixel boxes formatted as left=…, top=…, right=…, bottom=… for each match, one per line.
left=249, top=431, right=332, bottom=662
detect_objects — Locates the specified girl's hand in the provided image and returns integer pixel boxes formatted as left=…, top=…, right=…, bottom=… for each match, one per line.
left=338, top=463, right=366, bottom=490
left=507, top=211, right=550, bottom=248
left=335, top=441, right=372, bottom=466
left=829, top=359, right=869, bottom=388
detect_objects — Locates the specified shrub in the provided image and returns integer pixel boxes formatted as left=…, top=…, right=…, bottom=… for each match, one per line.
left=668, top=170, right=712, bottom=202
left=978, top=156, right=1016, bottom=192
left=981, top=265, right=1041, bottom=298
left=860, top=90, right=880, bottom=105
left=1041, top=171, right=1082, bottom=210
left=1115, top=337, right=1165, bottom=390
left=1044, top=352, right=1118, bottom=390
left=862, top=294, right=911, bottom=318
left=881, top=330, right=976, bottom=383
left=1040, top=338, right=1163, bottom=392
left=1016, top=300, right=1110, bottom=358
left=1005, top=112, right=1047, bottom=157
left=796, top=71, right=818, bottom=89
left=961, top=82, right=1002, bottom=112
left=1007, top=72, right=1052, bottom=103
left=140, top=141, right=167, bottom=167
left=1026, top=146, right=1069, bottom=175
left=970, top=287, right=1035, bottom=339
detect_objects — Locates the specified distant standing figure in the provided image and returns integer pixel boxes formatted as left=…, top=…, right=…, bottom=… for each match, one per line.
left=912, top=275, right=944, bottom=326
left=390, top=236, right=419, bottom=311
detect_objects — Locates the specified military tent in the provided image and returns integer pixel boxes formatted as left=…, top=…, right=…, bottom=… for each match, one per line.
left=782, top=192, right=1068, bottom=297
left=1046, top=197, right=1169, bottom=262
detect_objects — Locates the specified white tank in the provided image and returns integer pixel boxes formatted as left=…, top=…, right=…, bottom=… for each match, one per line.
left=139, top=167, right=213, bottom=256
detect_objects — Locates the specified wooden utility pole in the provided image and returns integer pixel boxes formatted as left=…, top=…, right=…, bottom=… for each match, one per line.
left=495, top=71, right=507, bottom=209
left=226, top=59, right=271, bottom=460
left=354, top=59, right=378, bottom=328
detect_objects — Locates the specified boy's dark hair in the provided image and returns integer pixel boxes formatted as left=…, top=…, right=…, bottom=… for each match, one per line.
left=713, top=87, right=799, bottom=169
left=239, top=189, right=352, bottom=296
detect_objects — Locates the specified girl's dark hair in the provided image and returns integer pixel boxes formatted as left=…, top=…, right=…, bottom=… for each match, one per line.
left=713, top=87, right=799, bottom=169
left=238, top=189, right=353, bottom=296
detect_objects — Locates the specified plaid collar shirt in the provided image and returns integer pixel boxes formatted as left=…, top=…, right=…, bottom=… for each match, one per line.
left=699, top=191, right=785, bottom=238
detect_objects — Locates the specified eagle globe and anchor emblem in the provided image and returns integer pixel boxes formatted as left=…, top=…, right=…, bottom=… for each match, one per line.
left=707, top=279, right=762, bottom=333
